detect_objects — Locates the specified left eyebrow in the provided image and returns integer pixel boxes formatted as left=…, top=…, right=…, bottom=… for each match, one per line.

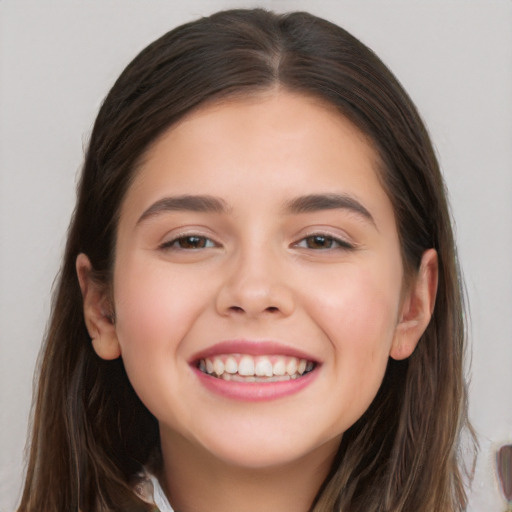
left=137, top=194, right=229, bottom=224
left=284, top=193, right=376, bottom=228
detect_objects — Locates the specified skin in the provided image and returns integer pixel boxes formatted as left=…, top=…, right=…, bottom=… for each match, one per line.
left=77, top=89, right=437, bottom=512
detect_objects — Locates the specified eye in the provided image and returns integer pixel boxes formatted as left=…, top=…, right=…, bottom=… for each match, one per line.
left=160, top=235, right=217, bottom=250
left=295, top=234, right=353, bottom=250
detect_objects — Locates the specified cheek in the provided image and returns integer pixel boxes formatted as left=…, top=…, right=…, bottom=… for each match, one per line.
left=112, top=258, right=207, bottom=362
left=110, top=258, right=213, bottom=420
left=313, top=260, right=401, bottom=342
left=307, top=261, right=402, bottom=408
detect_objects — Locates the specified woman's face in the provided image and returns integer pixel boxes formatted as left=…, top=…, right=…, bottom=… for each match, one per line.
left=111, top=90, right=410, bottom=470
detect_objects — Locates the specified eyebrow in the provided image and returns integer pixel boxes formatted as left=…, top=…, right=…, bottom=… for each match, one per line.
left=284, top=193, right=376, bottom=227
left=137, top=195, right=229, bottom=224
left=136, top=192, right=376, bottom=228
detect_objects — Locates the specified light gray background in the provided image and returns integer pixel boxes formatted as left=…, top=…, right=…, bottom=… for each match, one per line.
left=1, top=1, right=511, bottom=510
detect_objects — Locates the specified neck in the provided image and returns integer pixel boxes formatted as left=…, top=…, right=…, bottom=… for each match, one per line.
left=158, top=429, right=339, bottom=512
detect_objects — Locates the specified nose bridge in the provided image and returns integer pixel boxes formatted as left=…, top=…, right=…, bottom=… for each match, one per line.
left=216, top=238, right=294, bottom=317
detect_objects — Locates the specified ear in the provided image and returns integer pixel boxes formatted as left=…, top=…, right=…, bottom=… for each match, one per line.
left=76, top=253, right=121, bottom=360
left=390, top=249, right=438, bottom=361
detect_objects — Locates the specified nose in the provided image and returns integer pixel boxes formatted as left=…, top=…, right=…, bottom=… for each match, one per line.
left=215, top=249, right=295, bottom=319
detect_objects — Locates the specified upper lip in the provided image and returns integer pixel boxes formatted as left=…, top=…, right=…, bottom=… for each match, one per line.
left=189, top=340, right=319, bottom=364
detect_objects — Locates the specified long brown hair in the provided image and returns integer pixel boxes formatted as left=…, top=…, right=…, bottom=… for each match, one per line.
left=19, top=9, right=473, bottom=511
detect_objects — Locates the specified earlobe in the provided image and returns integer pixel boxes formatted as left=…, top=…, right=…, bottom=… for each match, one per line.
left=76, top=253, right=121, bottom=360
left=390, top=249, right=438, bottom=361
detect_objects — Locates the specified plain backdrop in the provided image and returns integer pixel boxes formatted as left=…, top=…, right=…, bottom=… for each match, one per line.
left=1, top=1, right=511, bottom=510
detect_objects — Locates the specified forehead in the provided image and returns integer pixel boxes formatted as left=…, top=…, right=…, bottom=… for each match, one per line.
left=164, top=89, right=377, bottom=158
left=120, top=90, right=393, bottom=229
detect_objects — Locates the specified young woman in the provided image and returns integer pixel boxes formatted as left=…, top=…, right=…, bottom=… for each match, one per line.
left=18, top=8, right=473, bottom=512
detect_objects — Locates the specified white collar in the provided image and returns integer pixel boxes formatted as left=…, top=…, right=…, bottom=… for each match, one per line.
left=134, top=472, right=174, bottom=512
left=149, top=474, right=174, bottom=512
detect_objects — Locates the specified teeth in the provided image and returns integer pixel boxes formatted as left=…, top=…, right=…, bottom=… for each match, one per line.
left=255, top=357, right=273, bottom=377
left=198, top=354, right=315, bottom=380
left=225, top=356, right=238, bottom=374
left=213, top=358, right=224, bottom=376
left=286, top=358, right=298, bottom=376
left=273, top=358, right=286, bottom=376
left=238, top=356, right=255, bottom=376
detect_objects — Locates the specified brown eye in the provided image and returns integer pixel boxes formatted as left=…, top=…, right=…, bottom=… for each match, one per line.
left=178, top=236, right=208, bottom=249
left=161, top=235, right=216, bottom=250
left=305, top=235, right=335, bottom=249
left=296, top=234, right=353, bottom=250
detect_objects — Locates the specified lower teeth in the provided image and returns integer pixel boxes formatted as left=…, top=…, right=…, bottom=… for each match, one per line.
left=200, top=368, right=313, bottom=382
left=220, top=373, right=299, bottom=382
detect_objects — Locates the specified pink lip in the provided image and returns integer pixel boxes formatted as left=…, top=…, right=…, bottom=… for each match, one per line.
left=189, top=340, right=318, bottom=363
left=192, top=367, right=318, bottom=402
left=189, top=340, right=320, bottom=402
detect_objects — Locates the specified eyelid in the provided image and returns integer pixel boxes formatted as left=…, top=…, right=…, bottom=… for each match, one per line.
left=158, top=229, right=221, bottom=250
left=292, top=229, right=356, bottom=250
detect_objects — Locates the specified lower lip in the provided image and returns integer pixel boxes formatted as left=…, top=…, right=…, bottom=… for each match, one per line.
left=192, top=367, right=318, bottom=402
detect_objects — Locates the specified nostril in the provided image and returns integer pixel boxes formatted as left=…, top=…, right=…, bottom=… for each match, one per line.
left=227, top=305, right=280, bottom=314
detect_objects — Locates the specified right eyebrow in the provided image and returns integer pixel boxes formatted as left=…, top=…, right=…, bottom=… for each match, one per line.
left=136, top=195, right=229, bottom=225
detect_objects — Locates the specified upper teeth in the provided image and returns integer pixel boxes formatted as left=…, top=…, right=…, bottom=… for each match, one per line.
left=198, top=355, right=314, bottom=380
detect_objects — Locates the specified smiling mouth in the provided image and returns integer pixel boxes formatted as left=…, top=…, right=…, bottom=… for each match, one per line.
left=197, top=354, right=316, bottom=382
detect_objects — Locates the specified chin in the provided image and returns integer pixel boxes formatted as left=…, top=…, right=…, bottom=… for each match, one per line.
left=192, top=424, right=339, bottom=472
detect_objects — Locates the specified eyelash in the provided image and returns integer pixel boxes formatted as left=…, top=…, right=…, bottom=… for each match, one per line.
left=159, top=235, right=217, bottom=250
left=159, top=233, right=354, bottom=251
left=293, top=233, right=354, bottom=251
